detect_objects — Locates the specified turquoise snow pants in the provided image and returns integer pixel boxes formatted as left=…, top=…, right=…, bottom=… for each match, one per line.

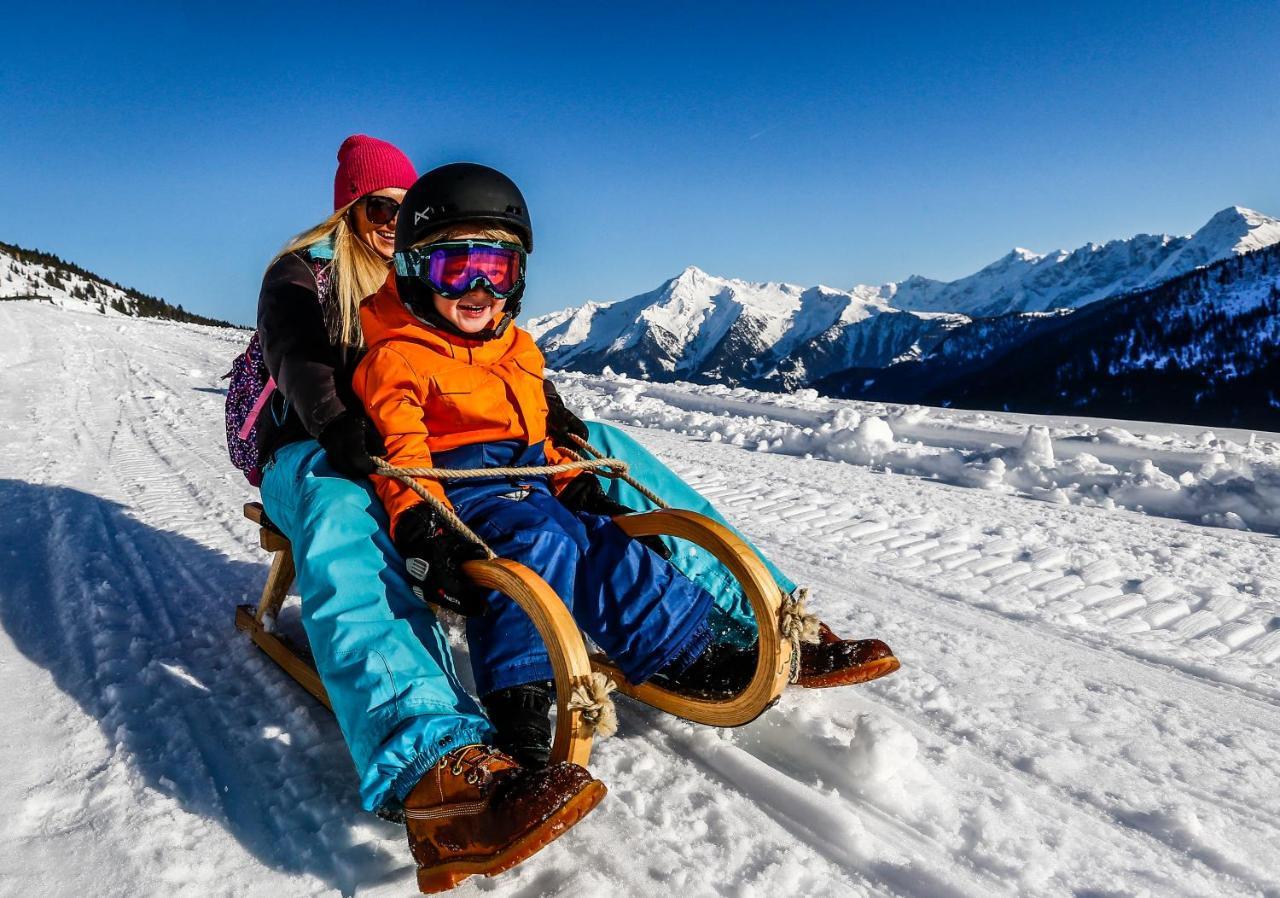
left=585, top=422, right=798, bottom=648
left=259, top=440, right=494, bottom=814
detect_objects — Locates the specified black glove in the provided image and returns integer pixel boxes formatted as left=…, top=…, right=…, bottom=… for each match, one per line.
left=543, top=379, right=589, bottom=444
left=394, top=504, right=488, bottom=616
left=318, top=411, right=385, bottom=479
left=557, top=474, right=673, bottom=560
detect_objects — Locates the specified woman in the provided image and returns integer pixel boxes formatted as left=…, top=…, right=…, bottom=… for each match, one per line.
left=255, top=136, right=604, bottom=892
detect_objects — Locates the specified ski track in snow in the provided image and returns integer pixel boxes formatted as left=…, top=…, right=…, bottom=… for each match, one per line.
left=1, top=301, right=1279, bottom=898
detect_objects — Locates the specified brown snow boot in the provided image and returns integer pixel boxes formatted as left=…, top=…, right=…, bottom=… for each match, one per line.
left=796, top=622, right=900, bottom=688
left=403, top=744, right=606, bottom=893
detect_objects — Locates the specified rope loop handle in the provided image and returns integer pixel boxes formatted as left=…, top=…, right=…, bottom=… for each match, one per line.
left=566, top=671, right=619, bottom=739
left=779, top=586, right=821, bottom=683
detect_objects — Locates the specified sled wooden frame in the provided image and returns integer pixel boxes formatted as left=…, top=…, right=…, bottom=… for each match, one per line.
left=235, top=501, right=790, bottom=764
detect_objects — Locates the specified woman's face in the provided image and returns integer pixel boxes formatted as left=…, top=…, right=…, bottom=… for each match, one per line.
left=349, top=187, right=407, bottom=260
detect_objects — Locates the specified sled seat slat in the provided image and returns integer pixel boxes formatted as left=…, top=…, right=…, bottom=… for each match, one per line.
left=245, top=501, right=291, bottom=552
left=236, top=502, right=598, bottom=766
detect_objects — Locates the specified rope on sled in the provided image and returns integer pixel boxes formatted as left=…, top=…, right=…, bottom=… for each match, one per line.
left=565, top=671, right=619, bottom=739
left=779, top=586, right=822, bottom=683
left=377, top=444, right=816, bottom=689
left=371, top=454, right=634, bottom=559
left=565, top=434, right=671, bottom=510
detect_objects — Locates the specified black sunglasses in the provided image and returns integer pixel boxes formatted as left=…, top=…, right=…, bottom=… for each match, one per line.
left=361, top=195, right=401, bottom=226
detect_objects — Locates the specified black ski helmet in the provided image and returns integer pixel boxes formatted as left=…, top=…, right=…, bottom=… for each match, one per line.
left=394, top=162, right=533, bottom=339
left=395, top=162, right=533, bottom=253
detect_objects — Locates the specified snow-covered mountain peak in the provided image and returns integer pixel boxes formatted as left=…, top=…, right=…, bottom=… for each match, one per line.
left=531, top=204, right=1280, bottom=392
left=885, top=205, right=1280, bottom=317
left=1008, top=247, right=1044, bottom=263
left=669, top=265, right=713, bottom=291
left=1144, top=206, right=1280, bottom=284
left=1193, top=205, right=1280, bottom=254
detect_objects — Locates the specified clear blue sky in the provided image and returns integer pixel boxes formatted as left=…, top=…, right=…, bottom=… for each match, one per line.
left=1, top=1, right=1277, bottom=325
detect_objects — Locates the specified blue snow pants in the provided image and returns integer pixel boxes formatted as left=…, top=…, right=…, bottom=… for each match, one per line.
left=584, top=421, right=798, bottom=648
left=259, top=440, right=494, bottom=814
left=439, top=442, right=717, bottom=697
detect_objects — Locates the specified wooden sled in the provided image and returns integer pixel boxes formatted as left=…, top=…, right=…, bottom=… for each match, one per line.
left=601, top=509, right=791, bottom=727
left=235, top=502, right=790, bottom=764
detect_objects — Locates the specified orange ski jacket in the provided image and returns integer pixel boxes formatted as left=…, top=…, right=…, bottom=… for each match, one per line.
left=352, top=275, right=581, bottom=534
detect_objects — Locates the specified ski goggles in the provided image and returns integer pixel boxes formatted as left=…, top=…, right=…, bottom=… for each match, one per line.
left=361, top=195, right=402, bottom=226
left=394, top=240, right=527, bottom=299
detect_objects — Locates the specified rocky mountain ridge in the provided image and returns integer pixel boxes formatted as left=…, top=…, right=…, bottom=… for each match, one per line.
left=528, top=206, right=1280, bottom=399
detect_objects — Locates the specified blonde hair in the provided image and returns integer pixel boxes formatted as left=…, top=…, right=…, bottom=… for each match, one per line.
left=273, top=200, right=390, bottom=352
left=414, top=224, right=525, bottom=249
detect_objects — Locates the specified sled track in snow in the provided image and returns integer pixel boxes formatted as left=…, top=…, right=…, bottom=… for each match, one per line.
left=7, top=309, right=412, bottom=894
left=656, top=451, right=1280, bottom=896
left=676, top=463, right=1280, bottom=686
left=5, top=304, right=1280, bottom=897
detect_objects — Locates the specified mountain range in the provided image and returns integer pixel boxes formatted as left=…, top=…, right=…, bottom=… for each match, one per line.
left=528, top=206, right=1280, bottom=428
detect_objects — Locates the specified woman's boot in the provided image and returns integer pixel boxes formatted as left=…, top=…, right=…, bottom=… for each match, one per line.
left=404, top=744, right=606, bottom=893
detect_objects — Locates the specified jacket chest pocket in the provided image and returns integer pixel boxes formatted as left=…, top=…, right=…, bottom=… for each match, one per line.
left=429, top=366, right=517, bottom=433
left=507, top=353, right=549, bottom=436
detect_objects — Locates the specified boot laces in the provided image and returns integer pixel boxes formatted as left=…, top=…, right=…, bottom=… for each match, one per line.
left=441, top=744, right=502, bottom=786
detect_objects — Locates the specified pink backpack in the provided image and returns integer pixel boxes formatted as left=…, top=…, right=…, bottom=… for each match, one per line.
left=224, top=334, right=275, bottom=485
left=224, top=249, right=332, bottom=485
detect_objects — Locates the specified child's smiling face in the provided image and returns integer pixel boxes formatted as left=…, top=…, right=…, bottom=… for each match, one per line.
left=426, top=228, right=512, bottom=335
left=431, top=285, right=507, bottom=335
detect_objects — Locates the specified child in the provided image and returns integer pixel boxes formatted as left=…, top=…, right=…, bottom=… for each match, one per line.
left=354, top=163, right=757, bottom=769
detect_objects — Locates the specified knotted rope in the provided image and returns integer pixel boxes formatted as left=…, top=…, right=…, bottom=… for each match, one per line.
left=564, top=433, right=671, bottom=510
left=565, top=671, right=619, bottom=739
left=372, top=448, right=631, bottom=737
left=779, top=586, right=822, bottom=683
left=372, top=453, right=631, bottom=559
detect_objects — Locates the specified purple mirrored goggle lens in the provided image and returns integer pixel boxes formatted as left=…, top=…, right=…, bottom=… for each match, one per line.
left=428, top=245, right=521, bottom=296
left=409, top=242, right=525, bottom=299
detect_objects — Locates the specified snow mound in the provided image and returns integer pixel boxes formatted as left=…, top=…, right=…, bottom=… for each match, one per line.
left=558, top=370, right=1280, bottom=534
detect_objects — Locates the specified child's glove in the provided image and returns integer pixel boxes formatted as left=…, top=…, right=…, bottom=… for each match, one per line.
left=318, top=411, right=385, bottom=479
left=394, top=505, right=488, bottom=616
left=543, top=380, right=590, bottom=444
left=557, top=474, right=673, bottom=560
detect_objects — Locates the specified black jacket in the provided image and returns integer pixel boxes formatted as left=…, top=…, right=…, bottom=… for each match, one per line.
left=255, top=249, right=364, bottom=462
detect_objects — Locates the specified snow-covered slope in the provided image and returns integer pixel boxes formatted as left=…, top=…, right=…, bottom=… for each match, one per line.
left=4, top=299, right=1280, bottom=896
left=0, top=241, right=232, bottom=326
left=530, top=207, right=1280, bottom=392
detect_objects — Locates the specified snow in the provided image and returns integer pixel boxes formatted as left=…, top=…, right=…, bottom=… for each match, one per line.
left=889, top=206, right=1280, bottom=317
left=3, top=298, right=1280, bottom=896
left=556, top=371, right=1280, bottom=534
left=0, top=247, right=137, bottom=315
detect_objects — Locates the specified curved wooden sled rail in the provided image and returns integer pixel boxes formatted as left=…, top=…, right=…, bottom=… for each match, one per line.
left=236, top=504, right=598, bottom=768
left=460, top=558, right=598, bottom=767
left=596, top=509, right=791, bottom=727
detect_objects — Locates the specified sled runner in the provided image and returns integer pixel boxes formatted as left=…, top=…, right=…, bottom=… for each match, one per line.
left=236, top=454, right=796, bottom=763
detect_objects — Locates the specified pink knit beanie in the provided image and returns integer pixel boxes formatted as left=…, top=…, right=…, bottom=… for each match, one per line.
left=333, top=135, right=417, bottom=210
